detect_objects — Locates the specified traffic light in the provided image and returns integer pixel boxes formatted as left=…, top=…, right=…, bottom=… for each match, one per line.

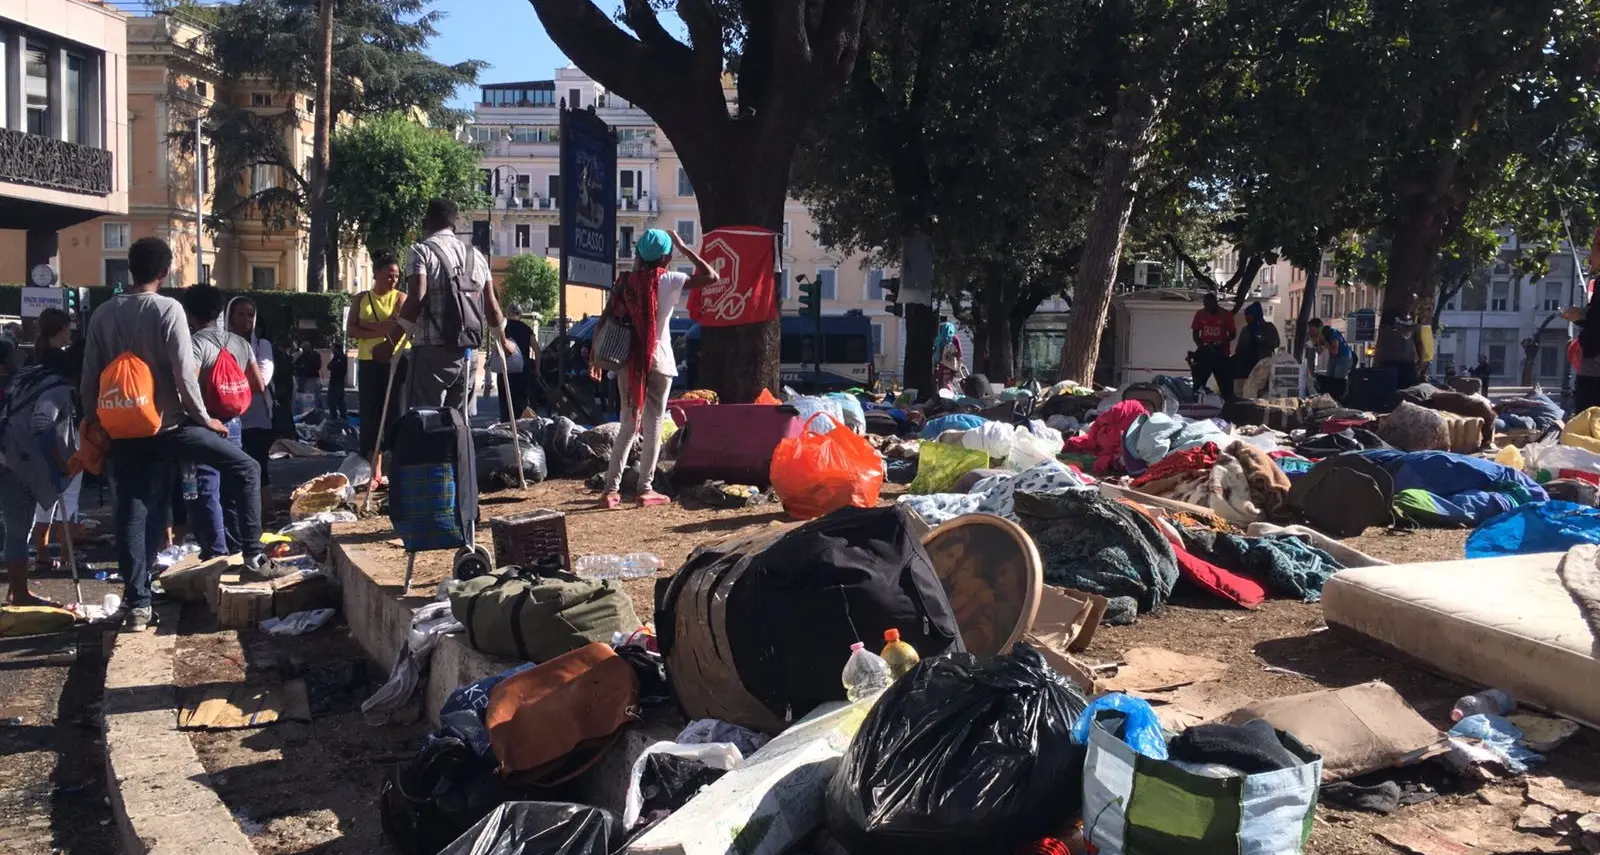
left=797, top=276, right=823, bottom=322
left=881, top=276, right=902, bottom=317
left=64, top=286, right=82, bottom=320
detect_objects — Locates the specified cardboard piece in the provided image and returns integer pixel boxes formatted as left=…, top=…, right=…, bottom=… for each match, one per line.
left=158, top=554, right=240, bottom=604
left=1028, top=586, right=1106, bottom=654
left=1100, top=647, right=1228, bottom=693
left=1132, top=682, right=1256, bottom=732
left=178, top=679, right=311, bottom=730
left=1223, top=681, right=1444, bottom=782
left=1026, top=637, right=1100, bottom=694
left=270, top=572, right=336, bottom=619
left=1525, top=776, right=1600, bottom=816
left=216, top=575, right=275, bottom=629
left=1374, top=818, right=1484, bottom=855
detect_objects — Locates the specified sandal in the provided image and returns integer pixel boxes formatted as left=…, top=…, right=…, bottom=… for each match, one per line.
left=637, top=492, right=670, bottom=508
left=7, top=591, right=63, bottom=609
left=600, top=492, right=622, bottom=510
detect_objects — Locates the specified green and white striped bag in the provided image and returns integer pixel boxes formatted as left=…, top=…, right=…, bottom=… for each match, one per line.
left=1081, top=711, right=1322, bottom=855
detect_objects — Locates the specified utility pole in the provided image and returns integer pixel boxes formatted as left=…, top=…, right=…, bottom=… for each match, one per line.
left=306, top=0, right=335, bottom=292
left=194, top=113, right=204, bottom=283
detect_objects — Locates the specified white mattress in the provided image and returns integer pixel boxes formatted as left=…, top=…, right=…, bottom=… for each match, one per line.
left=1322, top=552, right=1600, bottom=728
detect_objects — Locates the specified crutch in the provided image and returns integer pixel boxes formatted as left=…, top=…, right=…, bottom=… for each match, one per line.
left=48, top=500, right=83, bottom=609
left=361, top=333, right=410, bottom=516
left=493, top=328, right=528, bottom=490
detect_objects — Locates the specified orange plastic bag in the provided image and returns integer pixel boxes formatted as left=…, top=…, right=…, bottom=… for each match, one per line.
left=770, top=413, right=885, bottom=520
left=755, top=388, right=782, bottom=405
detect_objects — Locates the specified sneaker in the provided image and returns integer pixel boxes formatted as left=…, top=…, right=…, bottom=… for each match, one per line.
left=244, top=554, right=295, bottom=580
left=123, top=607, right=154, bottom=632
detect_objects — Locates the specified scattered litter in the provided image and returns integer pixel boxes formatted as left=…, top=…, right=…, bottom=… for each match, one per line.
left=1508, top=714, right=1580, bottom=753
left=178, top=679, right=312, bottom=729
left=260, top=609, right=336, bottom=636
left=155, top=542, right=200, bottom=568
left=1223, top=682, right=1444, bottom=782
left=1101, top=646, right=1228, bottom=693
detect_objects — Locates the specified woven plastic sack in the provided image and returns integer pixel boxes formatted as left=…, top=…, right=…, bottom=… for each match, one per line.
left=770, top=413, right=885, bottom=520
left=909, top=441, right=990, bottom=495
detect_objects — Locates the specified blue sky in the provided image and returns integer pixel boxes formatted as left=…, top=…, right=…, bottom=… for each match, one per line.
left=426, top=0, right=571, bottom=110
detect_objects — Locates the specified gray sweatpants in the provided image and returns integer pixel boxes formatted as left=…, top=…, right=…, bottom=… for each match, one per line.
left=404, top=345, right=470, bottom=415
left=603, top=368, right=672, bottom=494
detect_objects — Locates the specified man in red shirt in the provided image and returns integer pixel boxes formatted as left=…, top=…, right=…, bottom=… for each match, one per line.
left=1190, top=292, right=1237, bottom=401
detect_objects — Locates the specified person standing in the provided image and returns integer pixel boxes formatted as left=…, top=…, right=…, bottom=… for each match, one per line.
left=293, top=340, right=322, bottom=408
left=347, top=248, right=408, bottom=487
left=597, top=229, right=716, bottom=509
left=327, top=342, right=349, bottom=419
left=1471, top=354, right=1492, bottom=398
left=182, top=284, right=266, bottom=561
left=1565, top=304, right=1600, bottom=413
left=1190, top=292, right=1237, bottom=400
left=504, top=304, right=536, bottom=419
left=1232, top=301, right=1281, bottom=395
left=1307, top=318, right=1354, bottom=400
left=376, top=199, right=503, bottom=418
left=933, top=322, right=966, bottom=394
left=227, top=296, right=277, bottom=516
left=26, top=310, right=81, bottom=574
left=2, top=310, right=80, bottom=606
left=82, top=238, right=272, bottom=631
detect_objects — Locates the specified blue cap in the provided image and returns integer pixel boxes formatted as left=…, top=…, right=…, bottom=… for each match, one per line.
left=636, top=229, right=672, bottom=262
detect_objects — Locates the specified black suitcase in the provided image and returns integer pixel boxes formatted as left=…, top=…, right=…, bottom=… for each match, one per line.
left=1343, top=366, right=1399, bottom=412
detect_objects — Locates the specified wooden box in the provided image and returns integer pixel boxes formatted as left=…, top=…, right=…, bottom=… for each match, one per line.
left=216, top=577, right=275, bottom=629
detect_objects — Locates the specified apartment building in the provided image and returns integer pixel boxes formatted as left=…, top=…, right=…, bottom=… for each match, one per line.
left=466, top=67, right=905, bottom=375
left=1433, top=235, right=1587, bottom=386
left=1, top=10, right=369, bottom=293
left=0, top=0, right=128, bottom=278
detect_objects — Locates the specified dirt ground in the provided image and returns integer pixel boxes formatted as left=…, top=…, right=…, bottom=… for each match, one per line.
left=208, top=479, right=1600, bottom=855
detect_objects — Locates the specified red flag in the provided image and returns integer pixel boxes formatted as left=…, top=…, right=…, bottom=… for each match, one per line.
left=689, top=226, right=780, bottom=327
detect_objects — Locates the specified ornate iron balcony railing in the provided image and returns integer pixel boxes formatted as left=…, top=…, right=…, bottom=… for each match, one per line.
left=0, top=128, right=114, bottom=196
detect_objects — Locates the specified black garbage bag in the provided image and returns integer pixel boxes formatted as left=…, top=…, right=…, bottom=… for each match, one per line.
left=824, top=643, right=1089, bottom=855
left=472, top=429, right=548, bottom=490
left=436, top=801, right=619, bottom=855
left=542, top=417, right=597, bottom=478
left=381, top=736, right=527, bottom=855
left=317, top=417, right=360, bottom=453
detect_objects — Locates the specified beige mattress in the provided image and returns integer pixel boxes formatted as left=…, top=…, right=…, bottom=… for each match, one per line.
left=1322, top=552, right=1600, bottom=728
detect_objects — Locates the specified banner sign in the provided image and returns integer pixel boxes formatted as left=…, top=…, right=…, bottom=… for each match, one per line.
left=21, top=287, right=64, bottom=318
left=689, top=227, right=781, bottom=327
left=559, top=108, right=617, bottom=288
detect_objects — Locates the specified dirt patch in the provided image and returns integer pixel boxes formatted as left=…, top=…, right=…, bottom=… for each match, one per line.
left=173, top=605, right=429, bottom=855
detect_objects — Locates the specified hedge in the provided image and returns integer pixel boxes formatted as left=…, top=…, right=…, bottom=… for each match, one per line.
left=0, top=284, right=352, bottom=344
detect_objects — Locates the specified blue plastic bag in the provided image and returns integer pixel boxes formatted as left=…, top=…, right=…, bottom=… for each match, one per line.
left=1070, top=693, right=1168, bottom=759
left=1448, top=714, right=1543, bottom=773
left=1465, top=500, right=1600, bottom=558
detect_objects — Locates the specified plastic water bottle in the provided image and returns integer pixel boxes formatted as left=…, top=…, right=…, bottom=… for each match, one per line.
left=574, top=553, right=661, bottom=581
left=879, top=628, right=921, bottom=680
left=102, top=593, right=121, bottom=615
left=180, top=462, right=199, bottom=501
left=1452, top=689, right=1514, bottom=721
left=841, top=642, right=892, bottom=702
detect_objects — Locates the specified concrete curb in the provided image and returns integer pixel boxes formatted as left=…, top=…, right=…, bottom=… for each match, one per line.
left=103, top=604, right=255, bottom=855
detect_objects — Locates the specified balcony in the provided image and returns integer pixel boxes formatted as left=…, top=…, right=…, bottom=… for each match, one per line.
left=618, top=139, right=656, bottom=158
left=619, top=196, right=658, bottom=214
left=0, top=128, right=114, bottom=196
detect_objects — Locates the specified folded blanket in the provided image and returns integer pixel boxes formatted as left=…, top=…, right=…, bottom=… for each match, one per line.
left=1229, top=440, right=1292, bottom=521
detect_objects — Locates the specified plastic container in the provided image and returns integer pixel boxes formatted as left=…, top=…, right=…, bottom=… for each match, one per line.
left=1452, top=688, right=1514, bottom=721
left=180, top=462, right=199, bottom=501
left=880, top=628, right=921, bottom=679
left=841, top=642, right=893, bottom=702
left=1494, top=444, right=1525, bottom=471
left=573, top=553, right=661, bottom=581
left=102, top=593, right=121, bottom=614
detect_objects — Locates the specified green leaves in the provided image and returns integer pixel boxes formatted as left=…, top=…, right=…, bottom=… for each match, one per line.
left=500, top=255, right=561, bottom=319
left=328, top=112, right=488, bottom=254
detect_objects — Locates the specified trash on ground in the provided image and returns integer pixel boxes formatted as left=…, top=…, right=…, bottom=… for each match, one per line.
left=260, top=608, right=337, bottom=636
left=178, top=678, right=312, bottom=729
left=1100, top=646, right=1228, bottom=693
left=1220, top=681, right=1445, bottom=781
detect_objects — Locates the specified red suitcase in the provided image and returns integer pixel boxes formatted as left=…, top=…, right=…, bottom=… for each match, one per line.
left=667, top=396, right=712, bottom=428
left=672, top=404, right=802, bottom=488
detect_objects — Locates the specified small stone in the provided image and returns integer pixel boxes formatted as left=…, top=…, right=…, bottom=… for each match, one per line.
left=1516, top=803, right=1558, bottom=834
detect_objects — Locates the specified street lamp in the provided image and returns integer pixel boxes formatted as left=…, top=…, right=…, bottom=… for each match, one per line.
left=491, top=161, right=521, bottom=259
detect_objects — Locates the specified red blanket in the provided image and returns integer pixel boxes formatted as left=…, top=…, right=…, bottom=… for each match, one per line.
left=1062, top=400, right=1148, bottom=474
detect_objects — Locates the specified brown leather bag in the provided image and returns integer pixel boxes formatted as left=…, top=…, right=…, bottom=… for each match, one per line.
left=484, top=642, right=640, bottom=784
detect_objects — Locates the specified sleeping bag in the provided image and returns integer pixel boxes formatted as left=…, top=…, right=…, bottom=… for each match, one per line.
left=1360, top=449, right=1546, bottom=527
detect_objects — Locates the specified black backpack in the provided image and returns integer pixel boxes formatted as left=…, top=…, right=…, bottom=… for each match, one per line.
left=1289, top=452, right=1396, bottom=538
left=422, top=235, right=486, bottom=349
left=657, top=506, right=964, bottom=729
left=380, top=736, right=521, bottom=855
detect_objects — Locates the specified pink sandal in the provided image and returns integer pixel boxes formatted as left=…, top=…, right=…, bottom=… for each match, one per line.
left=600, top=493, right=622, bottom=509
left=637, top=492, right=670, bottom=508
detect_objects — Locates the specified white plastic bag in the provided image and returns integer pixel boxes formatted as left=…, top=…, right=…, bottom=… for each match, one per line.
left=1523, top=443, right=1600, bottom=481
left=622, top=741, right=745, bottom=829
left=1007, top=425, right=1063, bottom=472
left=961, top=422, right=1016, bottom=459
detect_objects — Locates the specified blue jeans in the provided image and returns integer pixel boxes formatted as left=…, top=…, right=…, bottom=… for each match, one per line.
left=113, top=422, right=263, bottom=609
left=188, top=419, right=244, bottom=560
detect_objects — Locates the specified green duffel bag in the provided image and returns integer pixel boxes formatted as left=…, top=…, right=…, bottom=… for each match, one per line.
left=449, top=567, right=640, bottom=662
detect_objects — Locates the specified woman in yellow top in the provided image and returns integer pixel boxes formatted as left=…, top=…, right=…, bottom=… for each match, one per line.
left=346, top=248, right=409, bottom=487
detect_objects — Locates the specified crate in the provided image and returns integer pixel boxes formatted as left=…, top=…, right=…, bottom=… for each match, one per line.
left=490, top=508, right=570, bottom=571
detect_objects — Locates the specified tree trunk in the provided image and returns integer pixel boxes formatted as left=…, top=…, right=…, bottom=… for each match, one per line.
left=1379, top=199, right=1453, bottom=363
left=324, top=210, right=342, bottom=293
left=981, top=274, right=1015, bottom=381
left=304, top=0, right=334, bottom=293
left=690, top=154, right=790, bottom=403
left=1056, top=87, right=1166, bottom=384
left=899, top=229, right=936, bottom=399
left=1292, top=264, right=1320, bottom=360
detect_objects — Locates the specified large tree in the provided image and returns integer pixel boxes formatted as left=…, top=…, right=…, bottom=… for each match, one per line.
left=328, top=112, right=487, bottom=255
left=527, top=0, right=867, bottom=402
left=189, top=0, right=482, bottom=290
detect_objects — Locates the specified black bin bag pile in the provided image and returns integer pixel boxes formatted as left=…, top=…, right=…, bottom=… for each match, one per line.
left=435, top=801, right=618, bottom=855
left=825, top=643, right=1090, bottom=855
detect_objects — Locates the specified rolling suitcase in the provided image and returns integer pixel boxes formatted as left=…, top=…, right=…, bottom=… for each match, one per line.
left=671, top=404, right=802, bottom=489
left=386, top=407, right=492, bottom=592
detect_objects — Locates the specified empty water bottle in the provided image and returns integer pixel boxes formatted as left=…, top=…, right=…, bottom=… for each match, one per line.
left=574, top=553, right=661, bottom=581
left=180, top=462, right=199, bottom=501
left=1452, top=689, right=1514, bottom=721
left=841, top=642, right=892, bottom=702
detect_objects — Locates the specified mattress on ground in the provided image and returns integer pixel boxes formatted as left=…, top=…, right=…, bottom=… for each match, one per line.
left=1322, top=551, right=1600, bottom=728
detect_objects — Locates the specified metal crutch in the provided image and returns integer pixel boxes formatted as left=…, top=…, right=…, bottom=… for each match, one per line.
left=494, top=329, right=528, bottom=490
left=49, top=500, right=84, bottom=609
left=360, top=334, right=410, bottom=517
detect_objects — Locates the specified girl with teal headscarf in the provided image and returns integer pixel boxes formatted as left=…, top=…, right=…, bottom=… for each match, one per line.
left=934, top=321, right=966, bottom=392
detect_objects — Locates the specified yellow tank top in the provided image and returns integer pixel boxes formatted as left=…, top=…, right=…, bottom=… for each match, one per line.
left=355, top=289, right=408, bottom=360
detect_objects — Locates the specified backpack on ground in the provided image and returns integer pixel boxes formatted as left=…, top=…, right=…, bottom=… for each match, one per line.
left=1288, top=452, right=1396, bottom=537
left=485, top=642, right=640, bottom=784
left=379, top=735, right=525, bottom=855
left=656, top=505, right=965, bottom=734
left=423, top=235, right=486, bottom=349
left=97, top=351, right=161, bottom=438
left=203, top=348, right=251, bottom=421
left=448, top=565, right=640, bottom=662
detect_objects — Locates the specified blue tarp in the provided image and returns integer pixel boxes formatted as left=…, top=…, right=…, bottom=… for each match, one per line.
left=1360, top=449, right=1547, bottom=526
left=921, top=413, right=989, bottom=439
left=1466, top=500, right=1600, bottom=558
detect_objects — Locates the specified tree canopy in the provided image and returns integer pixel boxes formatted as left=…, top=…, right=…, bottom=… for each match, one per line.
left=499, top=254, right=562, bottom=320
left=328, top=112, right=487, bottom=255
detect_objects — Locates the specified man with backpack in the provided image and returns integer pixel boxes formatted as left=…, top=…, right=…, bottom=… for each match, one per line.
left=375, top=198, right=504, bottom=416
left=0, top=333, right=81, bottom=607
left=80, top=238, right=274, bottom=631
left=182, top=284, right=267, bottom=561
